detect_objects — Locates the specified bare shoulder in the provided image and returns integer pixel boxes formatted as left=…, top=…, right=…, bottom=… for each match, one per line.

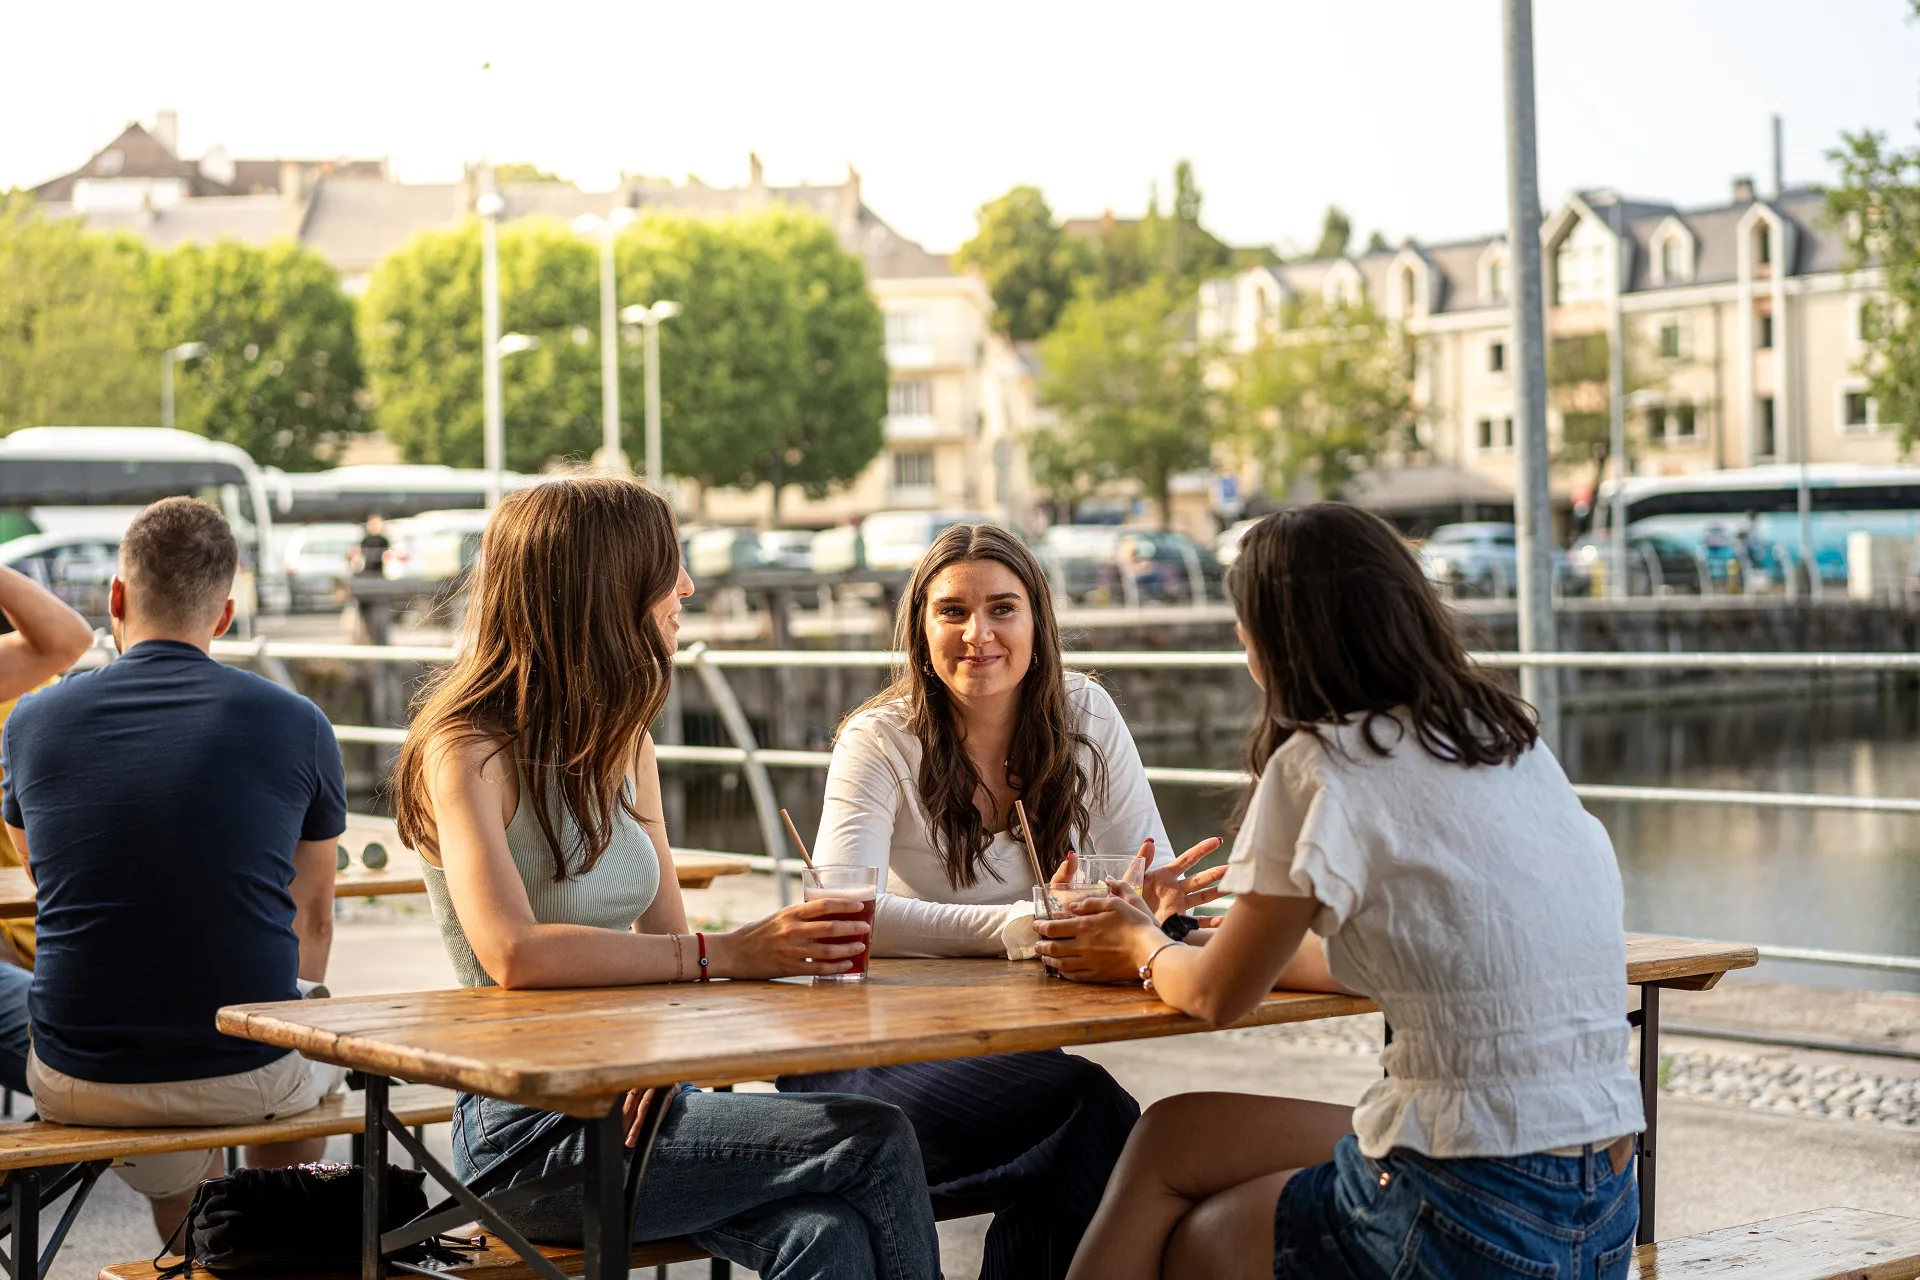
left=423, top=726, right=515, bottom=788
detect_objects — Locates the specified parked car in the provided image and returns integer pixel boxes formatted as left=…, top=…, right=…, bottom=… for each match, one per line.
left=1419, top=523, right=1519, bottom=598
left=1037, top=526, right=1124, bottom=603
left=812, top=511, right=991, bottom=574
left=279, top=523, right=360, bottom=611
left=1563, top=530, right=1707, bottom=596
left=1115, top=530, right=1221, bottom=603
left=758, top=530, right=816, bottom=572
left=381, top=510, right=490, bottom=583
left=686, top=527, right=770, bottom=578
left=0, top=531, right=120, bottom=628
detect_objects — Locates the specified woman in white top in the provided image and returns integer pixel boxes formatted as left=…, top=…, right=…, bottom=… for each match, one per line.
left=780, top=522, right=1226, bottom=1280
left=1037, top=504, right=1645, bottom=1280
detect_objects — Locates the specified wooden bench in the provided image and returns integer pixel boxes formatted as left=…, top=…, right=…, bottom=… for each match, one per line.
left=1631, top=1207, right=1920, bottom=1279
left=0, top=1084, right=454, bottom=1280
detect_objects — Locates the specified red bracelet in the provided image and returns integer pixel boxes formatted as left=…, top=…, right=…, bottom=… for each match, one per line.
left=696, top=931, right=711, bottom=981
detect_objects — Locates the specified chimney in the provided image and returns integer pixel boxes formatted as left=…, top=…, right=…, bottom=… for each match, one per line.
left=837, top=162, right=862, bottom=238
left=748, top=151, right=764, bottom=190
left=1770, top=114, right=1784, bottom=197
left=1731, top=175, right=1757, bottom=204
left=154, top=109, right=179, bottom=156
left=280, top=160, right=309, bottom=214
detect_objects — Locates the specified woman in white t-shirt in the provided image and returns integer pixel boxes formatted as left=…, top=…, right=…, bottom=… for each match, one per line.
left=780, top=522, right=1226, bottom=1280
left=1037, top=504, right=1645, bottom=1280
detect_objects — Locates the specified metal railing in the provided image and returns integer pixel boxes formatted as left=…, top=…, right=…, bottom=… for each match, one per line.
left=125, top=635, right=1920, bottom=979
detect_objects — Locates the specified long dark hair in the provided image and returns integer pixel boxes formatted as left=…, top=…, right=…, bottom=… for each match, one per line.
left=1225, top=504, right=1537, bottom=819
left=845, top=523, right=1103, bottom=888
left=394, top=477, right=680, bottom=879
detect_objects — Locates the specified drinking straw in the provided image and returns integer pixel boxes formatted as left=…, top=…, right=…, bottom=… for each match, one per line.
left=778, top=808, right=817, bottom=871
left=1012, top=799, right=1049, bottom=888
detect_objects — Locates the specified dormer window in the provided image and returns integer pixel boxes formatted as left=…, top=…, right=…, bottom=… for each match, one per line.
left=1399, top=267, right=1418, bottom=318
left=1755, top=224, right=1772, bottom=267
left=97, top=149, right=124, bottom=176
left=1488, top=260, right=1506, bottom=304
left=1659, top=238, right=1680, bottom=282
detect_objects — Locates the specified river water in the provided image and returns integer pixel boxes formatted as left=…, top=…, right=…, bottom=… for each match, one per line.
left=673, top=682, right=1920, bottom=994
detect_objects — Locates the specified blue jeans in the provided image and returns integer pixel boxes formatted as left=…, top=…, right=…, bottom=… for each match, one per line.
left=0, top=963, right=29, bottom=1096
left=454, top=1087, right=941, bottom=1280
left=1274, top=1133, right=1638, bottom=1279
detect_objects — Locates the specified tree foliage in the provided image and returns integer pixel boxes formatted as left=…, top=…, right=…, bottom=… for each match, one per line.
left=1231, top=298, right=1414, bottom=498
left=0, top=195, right=153, bottom=432
left=362, top=208, right=885, bottom=495
left=1828, top=112, right=1920, bottom=453
left=149, top=240, right=367, bottom=469
left=1034, top=282, right=1213, bottom=527
left=955, top=186, right=1088, bottom=341
left=1311, top=206, right=1352, bottom=259
left=492, top=163, right=566, bottom=184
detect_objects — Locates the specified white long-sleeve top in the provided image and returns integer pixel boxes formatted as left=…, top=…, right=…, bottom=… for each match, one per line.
left=814, top=672, right=1172, bottom=959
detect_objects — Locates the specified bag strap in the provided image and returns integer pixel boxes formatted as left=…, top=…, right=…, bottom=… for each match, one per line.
left=152, top=1178, right=217, bottom=1278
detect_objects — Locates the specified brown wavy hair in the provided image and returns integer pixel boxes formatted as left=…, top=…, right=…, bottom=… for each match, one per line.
left=393, top=477, right=680, bottom=879
left=846, top=523, right=1103, bottom=888
left=1225, top=504, right=1537, bottom=822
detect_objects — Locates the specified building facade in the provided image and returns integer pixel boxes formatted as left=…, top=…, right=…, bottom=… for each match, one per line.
left=1199, top=179, right=1890, bottom=514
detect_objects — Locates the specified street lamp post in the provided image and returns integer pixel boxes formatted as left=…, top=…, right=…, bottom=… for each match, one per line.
left=478, top=181, right=507, bottom=506
left=620, top=301, right=681, bottom=491
left=160, top=342, right=207, bottom=429
left=573, top=210, right=637, bottom=474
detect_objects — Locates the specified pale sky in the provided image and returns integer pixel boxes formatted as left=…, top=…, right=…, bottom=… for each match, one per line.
left=5, top=0, right=1917, bottom=255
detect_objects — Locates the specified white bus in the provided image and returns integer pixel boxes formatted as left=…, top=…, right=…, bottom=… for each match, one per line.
left=263, top=464, right=543, bottom=523
left=0, top=427, right=279, bottom=618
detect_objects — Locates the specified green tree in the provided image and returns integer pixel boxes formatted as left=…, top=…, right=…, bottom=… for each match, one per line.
left=1147, top=160, right=1234, bottom=296
left=743, top=208, right=888, bottom=515
left=492, top=162, right=566, bottom=184
left=148, top=240, right=367, bottom=469
left=1034, top=281, right=1214, bottom=527
left=1310, top=206, right=1352, bottom=259
left=0, top=196, right=153, bottom=431
left=955, top=186, right=1089, bottom=341
left=1828, top=93, right=1920, bottom=451
left=1549, top=332, right=1668, bottom=497
left=1231, top=297, right=1414, bottom=498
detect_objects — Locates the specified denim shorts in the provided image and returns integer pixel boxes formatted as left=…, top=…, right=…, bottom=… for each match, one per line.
left=1273, top=1133, right=1638, bottom=1280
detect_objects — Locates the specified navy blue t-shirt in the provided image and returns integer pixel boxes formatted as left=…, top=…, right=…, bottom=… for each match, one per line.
left=0, top=641, right=346, bottom=1084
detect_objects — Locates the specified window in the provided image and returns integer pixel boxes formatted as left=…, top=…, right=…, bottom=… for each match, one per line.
left=1658, top=320, right=1684, bottom=360
left=890, top=450, right=934, bottom=488
left=1488, top=258, right=1507, bottom=304
left=1755, top=224, right=1772, bottom=267
left=1647, top=403, right=1699, bottom=444
left=1844, top=390, right=1876, bottom=433
left=885, top=312, right=929, bottom=347
left=1399, top=267, right=1418, bottom=317
left=887, top=380, right=931, bottom=417
left=1659, top=237, right=1681, bottom=282
left=1756, top=313, right=1774, bottom=350
left=1553, top=217, right=1612, bottom=305
left=1488, top=340, right=1507, bottom=374
left=1475, top=416, right=1514, bottom=452
left=96, top=149, right=124, bottom=176
left=1758, top=396, right=1777, bottom=457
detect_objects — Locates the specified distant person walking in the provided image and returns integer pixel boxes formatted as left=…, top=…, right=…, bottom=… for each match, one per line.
left=1, top=498, right=348, bottom=1239
left=351, top=514, right=390, bottom=576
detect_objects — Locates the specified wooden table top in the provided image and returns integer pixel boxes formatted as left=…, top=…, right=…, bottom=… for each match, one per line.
left=217, top=934, right=1756, bottom=1117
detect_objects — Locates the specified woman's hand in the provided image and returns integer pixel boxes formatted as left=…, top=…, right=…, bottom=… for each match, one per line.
left=709, top=899, right=870, bottom=979
left=1033, top=886, right=1168, bottom=984
left=1130, top=836, right=1228, bottom=922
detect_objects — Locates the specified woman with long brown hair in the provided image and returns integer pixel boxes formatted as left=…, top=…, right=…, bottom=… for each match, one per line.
left=392, top=477, right=939, bottom=1280
left=779, top=522, right=1226, bottom=1280
left=1037, top=504, right=1643, bottom=1280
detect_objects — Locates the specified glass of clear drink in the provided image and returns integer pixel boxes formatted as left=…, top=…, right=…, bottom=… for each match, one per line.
left=1077, top=854, right=1144, bottom=890
left=1031, top=879, right=1111, bottom=921
left=802, top=866, right=878, bottom=982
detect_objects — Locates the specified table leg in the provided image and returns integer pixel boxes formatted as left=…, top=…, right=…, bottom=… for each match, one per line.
left=1634, top=984, right=1659, bottom=1246
left=362, top=1076, right=389, bottom=1280
left=581, top=1101, right=626, bottom=1280
left=11, top=1167, right=38, bottom=1280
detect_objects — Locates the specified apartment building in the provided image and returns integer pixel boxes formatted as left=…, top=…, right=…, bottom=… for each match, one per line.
left=1198, top=178, right=1889, bottom=513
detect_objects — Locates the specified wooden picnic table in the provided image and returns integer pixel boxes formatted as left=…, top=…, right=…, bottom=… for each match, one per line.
left=0, top=852, right=749, bottom=919
left=218, top=933, right=1756, bottom=1278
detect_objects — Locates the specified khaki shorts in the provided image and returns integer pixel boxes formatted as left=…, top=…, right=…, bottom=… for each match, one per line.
left=27, top=1050, right=350, bottom=1198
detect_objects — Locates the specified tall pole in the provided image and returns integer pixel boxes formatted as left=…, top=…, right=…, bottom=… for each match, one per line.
left=480, top=178, right=505, bottom=507
left=643, top=317, right=663, bottom=490
left=1607, top=220, right=1629, bottom=600
left=598, top=226, right=623, bottom=473
left=1502, top=0, right=1560, bottom=748
left=161, top=351, right=176, bottom=429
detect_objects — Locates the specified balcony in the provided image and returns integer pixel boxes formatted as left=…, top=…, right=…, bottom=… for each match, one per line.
left=885, top=343, right=937, bottom=370
left=883, top=414, right=941, bottom=442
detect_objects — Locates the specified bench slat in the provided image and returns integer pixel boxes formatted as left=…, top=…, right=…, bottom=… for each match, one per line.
left=1632, top=1207, right=1920, bottom=1280
left=101, top=1233, right=711, bottom=1279
left=0, top=1083, right=456, bottom=1171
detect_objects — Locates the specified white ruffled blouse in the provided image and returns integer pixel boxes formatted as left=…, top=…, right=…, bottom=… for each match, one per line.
left=1220, top=713, right=1646, bottom=1160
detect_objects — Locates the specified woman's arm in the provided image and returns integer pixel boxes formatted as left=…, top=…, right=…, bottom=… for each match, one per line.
left=816, top=721, right=1025, bottom=957
left=629, top=733, right=690, bottom=935
left=0, top=566, right=92, bottom=703
left=427, top=735, right=864, bottom=987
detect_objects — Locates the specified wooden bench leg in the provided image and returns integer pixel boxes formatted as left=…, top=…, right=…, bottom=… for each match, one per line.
left=362, top=1076, right=387, bottom=1280
left=1633, top=983, right=1660, bottom=1246
left=10, top=1167, right=37, bottom=1280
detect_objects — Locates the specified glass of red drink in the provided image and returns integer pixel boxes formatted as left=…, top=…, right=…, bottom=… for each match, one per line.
left=802, top=865, right=878, bottom=982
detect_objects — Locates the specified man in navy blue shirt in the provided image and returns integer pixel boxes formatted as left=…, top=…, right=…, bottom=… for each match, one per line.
left=1, top=498, right=347, bottom=1236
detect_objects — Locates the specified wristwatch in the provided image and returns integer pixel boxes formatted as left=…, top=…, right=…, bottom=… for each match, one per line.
left=1160, top=913, right=1201, bottom=942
